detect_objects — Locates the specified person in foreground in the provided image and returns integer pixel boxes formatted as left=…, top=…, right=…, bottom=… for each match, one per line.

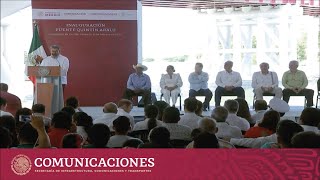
left=139, top=126, right=172, bottom=148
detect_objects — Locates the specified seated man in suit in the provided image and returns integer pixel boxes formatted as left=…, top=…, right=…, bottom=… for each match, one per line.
left=123, top=64, right=151, bottom=106
left=252, top=62, right=282, bottom=100
left=215, top=61, right=245, bottom=107
left=282, top=60, right=314, bottom=107
left=188, top=63, right=212, bottom=111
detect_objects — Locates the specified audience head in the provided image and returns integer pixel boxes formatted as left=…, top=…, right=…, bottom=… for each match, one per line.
left=193, top=132, right=219, bottom=148
left=113, top=116, right=131, bottom=135
left=162, top=107, right=180, bottom=123
left=0, top=97, right=7, bottom=110
left=18, top=123, right=38, bottom=145
left=254, top=100, right=268, bottom=111
left=123, top=139, right=143, bottom=148
left=198, top=118, right=217, bottom=134
left=153, top=101, right=169, bottom=120
left=148, top=126, right=170, bottom=146
left=258, top=110, right=280, bottom=133
left=144, top=105, right=159, bottom=131
left=65, top=96, right=79, bottom=109
left=103, top=102, right=118, bottom=114
left=15, top=108, right=32, bottom=131
left=0, top=83, right=8, bottom=92
left=88, top=124, right=110, bottom=148
left=195, top=62, right=203, bottom=74
left=0, top=115, right=17, bottom=146
left=195, top=100, right=203, bottom=117
left=235, top=98, right=252, bottom=121
left=291, top=131, right=320, bottom=148
left=259, top=62, right=269, bottom=74
left=0, top=127, right=12, bottom=148
left=166, top=65, right=175, bottom=75
left=184, top=97, right=198, bottom=113
left=289, top=60, right=299, bottom=72
left=224, top=61, right=233, bottom=73
left=72, top=112, right=93, bottom=134
left=50, top=44, right=60, bottom=58
left=211, top=106, right=229, bottom=122
left=117, top=99, right=133, bottom=113
left=276, top=120, right=304, bottom=148
left=299, top=107, right=320, bottom=127
left=62, top=133, right=83, bottom=148
left=224, top=99, right=239, bottom=114
left=51, top=111, right=72, bottom=130
left=32, top=104, right=45, bottom=114
left=191, top=128, right=201, bottom=140
left=61, top=106, right=76, bottom=117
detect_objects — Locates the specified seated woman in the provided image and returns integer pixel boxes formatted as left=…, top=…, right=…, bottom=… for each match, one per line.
left=244, top=110, right=280, bottom=138
left=160, top=65, right=183, bottom=107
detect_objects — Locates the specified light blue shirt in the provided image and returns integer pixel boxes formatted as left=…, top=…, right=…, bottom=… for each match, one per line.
left=127, top=73, right=151, bottom=90
left=188, top=72, right=209, bottom=91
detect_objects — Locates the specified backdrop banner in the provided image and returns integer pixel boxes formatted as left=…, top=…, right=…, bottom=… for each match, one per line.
left=32, top=0, right=138, bottom=106
left=1, top=149, right=319, bottom=180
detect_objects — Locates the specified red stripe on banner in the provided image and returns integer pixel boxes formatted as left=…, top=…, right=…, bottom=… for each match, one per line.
left=32, top=0, right=137, bottom=10
left=310, top=0, right=314, bottom=5
left=282, top=0, right=289, bottom=3
left=1, top=149, right=319, bottom=180
left=270, top=0, right=276, bottom=4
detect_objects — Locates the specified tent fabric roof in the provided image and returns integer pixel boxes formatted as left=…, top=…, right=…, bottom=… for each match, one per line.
left=140, top=0, right=320, bottom=16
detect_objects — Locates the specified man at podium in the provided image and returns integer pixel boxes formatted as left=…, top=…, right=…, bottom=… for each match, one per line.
left=39, top=45, right=69, bottom=116
left=41, top=45, right=70, bottom=91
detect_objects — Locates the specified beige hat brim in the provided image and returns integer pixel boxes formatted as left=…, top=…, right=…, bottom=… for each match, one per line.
left=133, top=64, right=148, bottom=71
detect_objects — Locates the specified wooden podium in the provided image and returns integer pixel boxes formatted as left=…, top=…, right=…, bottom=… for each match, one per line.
left=27, top=66, right=64, bottom=117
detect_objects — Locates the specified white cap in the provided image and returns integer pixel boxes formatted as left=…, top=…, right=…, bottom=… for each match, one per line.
left=269, top=97, right=290, bottom=113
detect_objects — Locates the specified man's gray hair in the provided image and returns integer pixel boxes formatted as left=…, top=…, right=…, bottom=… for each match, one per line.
left=198, top=117, right=217, bottom=133
left=289, top=60, right=299, bottom=66
left=211, top=106, right=229, bottom=122
left=224, top=99, right=239, bottom=114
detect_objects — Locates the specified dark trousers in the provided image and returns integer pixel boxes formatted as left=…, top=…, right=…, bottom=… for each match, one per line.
left=214, top=86, right=245, bottom=107
left=189, top=89, right=213, bottom=109
left=283, top=88, right=314, bottom=107
left=123, top=89, right=151, bottom=106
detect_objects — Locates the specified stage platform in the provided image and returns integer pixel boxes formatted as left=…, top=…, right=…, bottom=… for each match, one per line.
left=80, top=106, right=305, bottom=123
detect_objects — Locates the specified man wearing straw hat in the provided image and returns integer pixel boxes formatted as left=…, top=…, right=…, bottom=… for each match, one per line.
left=123, top=63, right=152, bottom=106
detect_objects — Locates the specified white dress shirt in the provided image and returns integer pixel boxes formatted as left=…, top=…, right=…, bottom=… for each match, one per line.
left=186, top=139, right=235, bottom=148
left=93, top=113, right=119, bottom=129
left=107, top=135, right=135, bottom=148
left=41, top=54, right=70, bottom=84
left=226, top=113, right=250, bottom=131
left=133, top=118, right=163, bottom=131
left=215, top=70, right=242, bottom=88
left=160, top=73, right=183, bottom=90
left=230, top=124, right=319, bottom=148
left=116, top=108, right=135, bottom=128
left=251, top=110, right=267, bottom=124
left=76, top=126, right=88, bottom=143
left=178, top=112, right=202, bottom=130
left=162, top=123, right=192, bottom=141
left=0, top=110, right=13, bottom=117
left=251, top=71, right=279, bottom=89
left=188, top=72, right=209, bottom=91
left=216, top=122, right=243, bottom=139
